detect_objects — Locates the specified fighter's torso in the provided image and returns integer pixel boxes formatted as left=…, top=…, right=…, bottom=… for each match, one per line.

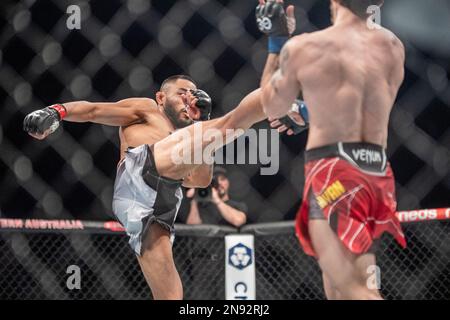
left=295, top=23, right=404, bottom=150
left=119, top=109, right=175, bottom=161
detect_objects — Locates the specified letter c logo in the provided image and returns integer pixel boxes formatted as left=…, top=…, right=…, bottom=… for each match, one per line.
left=234, top=282, right=247, bottom=294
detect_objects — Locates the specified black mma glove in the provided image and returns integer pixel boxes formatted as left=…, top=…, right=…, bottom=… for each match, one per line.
left=256, top=0, right=295, bottom=53
left=23, top=104, right=67, bottom=136
left=256, top=0, right=290, bottom=37
left=278, top=99, right=309, bottom=135
left=190, top=89, right=212, bottom=121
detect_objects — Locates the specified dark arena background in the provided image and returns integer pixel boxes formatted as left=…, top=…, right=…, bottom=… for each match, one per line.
left=0, top=0, right=449, bottom=300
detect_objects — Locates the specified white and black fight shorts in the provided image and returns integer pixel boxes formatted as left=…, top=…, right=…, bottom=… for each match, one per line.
left=112, top=144, right=183, bottom=256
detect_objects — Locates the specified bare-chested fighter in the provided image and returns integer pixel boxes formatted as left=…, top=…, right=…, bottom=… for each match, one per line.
left=23, top=75, right=214, bottom=299
left=22, top=0, right=304, bottom=300
left=261, top=0, right=407, bottom=299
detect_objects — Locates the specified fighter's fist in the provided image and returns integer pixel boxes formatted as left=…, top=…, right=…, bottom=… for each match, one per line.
left=23, top=104, right=67, bottom=140
left=189, top=89, right=212, bottom=121
left=256, top=0, right=295, bottom=37
left=269, top=99, right=309, bottom=135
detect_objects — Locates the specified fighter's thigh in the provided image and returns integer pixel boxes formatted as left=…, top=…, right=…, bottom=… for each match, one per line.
left=140, top=223, right=173, bottom=260
left=153, top=117, right=231, bottom=179
left=136, top=223, right=182, bottom=299
left=309, top=220, right=356, bottom=284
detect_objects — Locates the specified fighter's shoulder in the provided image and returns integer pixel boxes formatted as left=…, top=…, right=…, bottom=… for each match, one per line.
left=115, top=97, right=158, bottom=125
left=281, top=34, right=312, bottom=59
left=287, top=31, right=330, bottom=53
left=392, top=33, right=405, bottom=58
left=119, top=97, right=158, bottom=116
left=379, top=28, right=404, bottom=50
left=120, top=97, right=157, bottom=108
left=283, top=32, right=326, bottom=65
left=287, top=32, right=318, bottom=48
left=379, top=28, right=405, bottom=63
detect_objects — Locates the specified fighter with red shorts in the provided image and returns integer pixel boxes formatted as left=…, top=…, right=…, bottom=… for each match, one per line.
left=296, top=142, right=406, bottom=257
left=262, top=0, right=407, bottom=299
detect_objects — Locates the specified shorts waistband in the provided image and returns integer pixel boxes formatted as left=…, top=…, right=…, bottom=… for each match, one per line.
left=305, top=142, right=388, bottom=174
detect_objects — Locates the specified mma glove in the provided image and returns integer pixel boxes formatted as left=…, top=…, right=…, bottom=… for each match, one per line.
left=255, top=0, right=296, bottom=53
left=23, top=104, right=67, bottom=136
left=190, top=89, right=212, bottom=121
left=278, top=99, right=309, bottom=135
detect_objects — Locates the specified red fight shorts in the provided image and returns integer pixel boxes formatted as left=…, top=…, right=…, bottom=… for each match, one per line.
left=295, top=142, right=407, bottom=257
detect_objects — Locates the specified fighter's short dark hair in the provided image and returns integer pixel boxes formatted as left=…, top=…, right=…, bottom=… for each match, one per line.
left=339, top=0, right=384, bottom=19
left=160, top=75, right=197, bottom=91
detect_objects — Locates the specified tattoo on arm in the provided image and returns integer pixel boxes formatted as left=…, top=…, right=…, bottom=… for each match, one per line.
left=270, top=70, right=282, bottom=94
left=270, top=45, right=290, bottom=94
left=279, top=45, right=290, bottom=75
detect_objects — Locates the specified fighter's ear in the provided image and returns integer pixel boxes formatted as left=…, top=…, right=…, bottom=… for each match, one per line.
left=155, top=91, right=165, bottom=106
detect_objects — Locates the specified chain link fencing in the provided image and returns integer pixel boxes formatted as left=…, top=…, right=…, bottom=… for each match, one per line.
left=1, top=217, right=449, bottom=300
left=247, top=219, right=450, bottom=300
left=0, top=0, right=449, bottom=301
left=0, top=223, right=232, bottom=300
left=0, top=0, right=449, bottom=225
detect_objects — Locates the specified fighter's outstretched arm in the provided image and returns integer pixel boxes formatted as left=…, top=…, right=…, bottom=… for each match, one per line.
left=256, top=1, right=307, bottom=135
left=64, top=98, right=155, bottom=125
left=261, top=40, right=302, bottom=119
left=23, top=98, right=156, bottom=140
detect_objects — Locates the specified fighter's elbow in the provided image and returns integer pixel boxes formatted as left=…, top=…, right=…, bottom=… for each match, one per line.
left=85, top=102, right=98, bottom=122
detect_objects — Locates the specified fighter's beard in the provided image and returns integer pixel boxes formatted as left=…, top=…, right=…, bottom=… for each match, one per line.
left=164, top=103, right=193, bottom=129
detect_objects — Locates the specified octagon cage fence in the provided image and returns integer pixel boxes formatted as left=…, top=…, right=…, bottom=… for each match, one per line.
left=1, top=208, right=449, bottom=300
left=0, top=0, right=449, bottom=301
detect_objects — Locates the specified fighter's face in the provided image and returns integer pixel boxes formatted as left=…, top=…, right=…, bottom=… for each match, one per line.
left=216, top=174, right=229, bottom=197
left=161, top=79, right=198, bottom=128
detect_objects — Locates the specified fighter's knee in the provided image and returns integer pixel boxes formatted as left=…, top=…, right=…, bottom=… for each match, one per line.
left=141, top=247, right=173, bottom=267
left=140, top=240, right=173, bottom=265
left=141, top=236, right=170, bottom=255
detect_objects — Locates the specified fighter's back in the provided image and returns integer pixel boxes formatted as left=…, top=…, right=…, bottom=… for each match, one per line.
left=292, top=20, right=405, bottom=149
